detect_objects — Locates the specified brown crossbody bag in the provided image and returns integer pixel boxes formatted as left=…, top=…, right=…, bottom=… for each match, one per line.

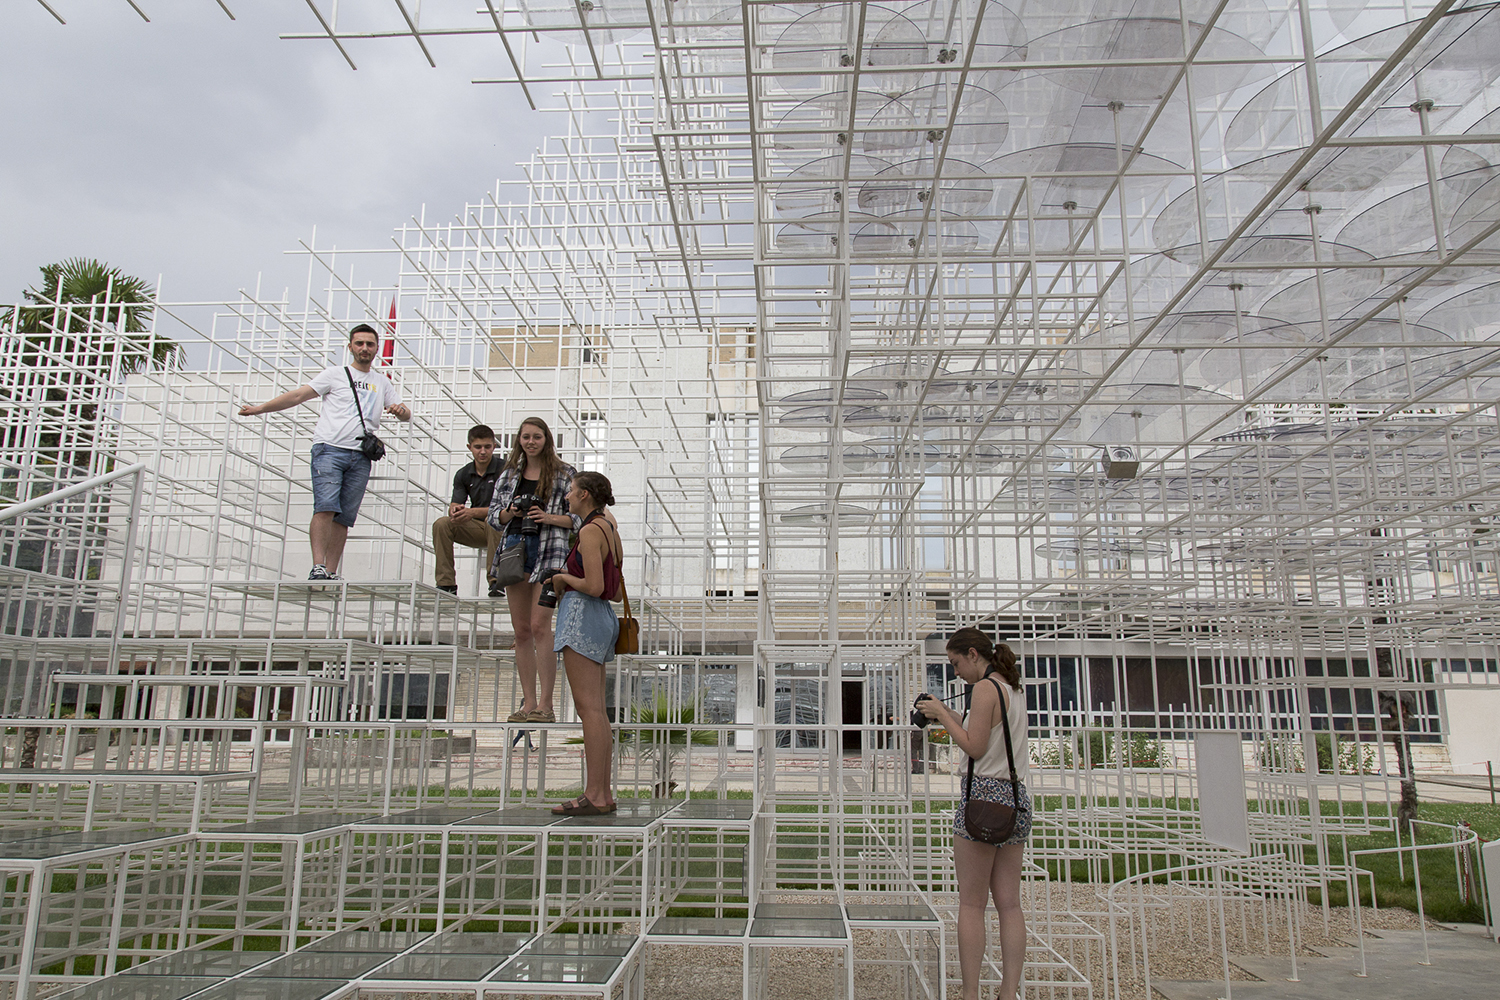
left=607, top=521, right=638, bottom=655
left=962, top=675, right=1023, bottom=844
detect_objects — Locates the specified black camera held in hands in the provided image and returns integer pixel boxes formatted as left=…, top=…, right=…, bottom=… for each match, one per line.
left=511, top=494, right=542, bottom=536
left=911, top=690, right=963, bottom=728
left=537, top=580, right=558, bottom=609
left=911, top=693, right=937, bottom=729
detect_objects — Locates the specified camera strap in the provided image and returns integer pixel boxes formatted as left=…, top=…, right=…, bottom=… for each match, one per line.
left=964, top=675, right=1020, bottom=811
left=344, top=366, right=373, bottom=439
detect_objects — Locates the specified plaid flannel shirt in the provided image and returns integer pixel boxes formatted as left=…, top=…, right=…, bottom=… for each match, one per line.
left=487, top=463, right=580, bottom=583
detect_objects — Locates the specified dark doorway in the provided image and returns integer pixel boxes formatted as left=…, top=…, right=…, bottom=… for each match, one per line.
left=841, top=681, right=863, bottom=754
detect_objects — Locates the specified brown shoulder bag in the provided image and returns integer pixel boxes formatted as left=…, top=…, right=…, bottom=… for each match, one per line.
left=615, top=578, right=639, bottom=655
left=962, top=675, right=1022, bottom=844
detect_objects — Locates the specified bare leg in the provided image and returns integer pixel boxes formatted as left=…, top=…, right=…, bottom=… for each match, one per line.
left=562, top=647, right=613, bottom=807
left=310, top=512, right=349, bottom=571
left=324, top=522, right=349, bottom=574
left=506, top=581, right=541, bottom=712
left=530, top=601, right=557, bottom=713
left=990, top=842, right=1027, bottom=1000
left=953, top=834, right=999, bottom=1000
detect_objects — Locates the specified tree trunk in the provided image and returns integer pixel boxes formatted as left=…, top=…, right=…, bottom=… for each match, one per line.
left=1375, top=646, right=1419, bottom=829
left=654, top=752, right=674, bottom=798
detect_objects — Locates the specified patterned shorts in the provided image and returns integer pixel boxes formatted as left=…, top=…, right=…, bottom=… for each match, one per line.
left=953, top=773, right=1032, bottom=845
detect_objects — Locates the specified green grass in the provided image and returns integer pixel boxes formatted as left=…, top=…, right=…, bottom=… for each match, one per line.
left=22, top=790, right=1491, bottom=959
left=1308, top=800, right=1498, bottom=922
left=458, top=917, right=545, bottom=933
left=908, top=795, right=1500, bottom=923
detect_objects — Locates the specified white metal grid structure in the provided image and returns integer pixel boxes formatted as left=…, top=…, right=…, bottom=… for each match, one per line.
left=7, top=0, right=1500, bottom=998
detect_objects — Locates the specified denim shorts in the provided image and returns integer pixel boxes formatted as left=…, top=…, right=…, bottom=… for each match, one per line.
left=553, top=590, right=618, bottom=665
left=503, top=531, right=540, bottom=575
left=310, top=443, right=371, bottom=528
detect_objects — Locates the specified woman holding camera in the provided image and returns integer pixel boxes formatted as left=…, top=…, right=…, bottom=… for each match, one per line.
left=915, top=628, right=1030, bottom=1000
left=488, top=417, right=576, bottom=724
left=547, top=471, right=623, bottom=816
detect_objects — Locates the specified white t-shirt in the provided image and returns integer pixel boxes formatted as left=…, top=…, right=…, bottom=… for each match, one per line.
left=308, top=365, right=403, bottom=451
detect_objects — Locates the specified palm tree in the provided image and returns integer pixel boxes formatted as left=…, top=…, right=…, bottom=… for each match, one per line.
left=6, top=257, right=182, bottom=371
left=625, top=694, right=723, bottom=797
left=2, top=261, right=181, bottom=765
left=1, top=259, right=182, bottom=471
left=571, top=693, right=722, bottom=797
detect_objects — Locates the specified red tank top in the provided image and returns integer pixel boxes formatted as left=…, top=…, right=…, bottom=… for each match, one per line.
left=565, top=511, right=622, bottom=601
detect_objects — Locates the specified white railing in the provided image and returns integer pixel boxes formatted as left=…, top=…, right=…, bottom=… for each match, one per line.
left=0, top=461, right=147, bottom=525
left=0, top=462, right=147, bottom=678
left=1346, top=818, right=1490, bottom=973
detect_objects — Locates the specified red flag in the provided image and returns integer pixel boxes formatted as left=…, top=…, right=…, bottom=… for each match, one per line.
left=382, top=299, right=396, bottom=365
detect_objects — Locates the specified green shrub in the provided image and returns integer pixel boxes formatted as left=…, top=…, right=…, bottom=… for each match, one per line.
left=1030, top=731, right=1165, bottom=768
left=1258, top=734, right=1378, bottom=774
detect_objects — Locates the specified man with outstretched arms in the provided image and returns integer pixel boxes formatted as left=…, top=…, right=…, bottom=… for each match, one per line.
left=238, top=324, right=411, bottom=580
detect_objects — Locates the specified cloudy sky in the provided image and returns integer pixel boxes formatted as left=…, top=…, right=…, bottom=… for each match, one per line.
left=0, top=1, right=556, bottom=308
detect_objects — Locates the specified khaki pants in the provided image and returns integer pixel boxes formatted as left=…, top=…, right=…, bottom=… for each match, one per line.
left=432, top=516, right=501, bottom=588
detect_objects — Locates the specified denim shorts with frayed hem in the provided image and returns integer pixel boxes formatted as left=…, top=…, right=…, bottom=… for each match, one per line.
left=553, top=590, right=618, bottom=665
left=310, top=443, right=371, bottom=528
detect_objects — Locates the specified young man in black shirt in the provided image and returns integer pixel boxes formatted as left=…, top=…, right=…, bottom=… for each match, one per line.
left=433, top=424, right=504, bottom=596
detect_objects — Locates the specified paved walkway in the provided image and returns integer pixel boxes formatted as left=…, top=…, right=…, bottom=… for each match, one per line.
left=1153, top=925, right=1498, bottom=1000
left=1409, top=774, right=1500, bottom=804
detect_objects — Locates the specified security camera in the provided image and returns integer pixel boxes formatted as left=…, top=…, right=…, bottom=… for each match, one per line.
left=1100, top=446, right=1139, bottom=480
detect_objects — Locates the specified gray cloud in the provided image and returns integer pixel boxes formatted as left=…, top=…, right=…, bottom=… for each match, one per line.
left=0, top=1, right=555, bottom=306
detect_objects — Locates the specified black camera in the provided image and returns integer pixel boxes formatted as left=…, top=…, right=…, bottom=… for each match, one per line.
left=537, top=581, right=558, bottom=609
left=911, top=693, right=935, bottom=728
left=511, top=494, right=542, bottom=536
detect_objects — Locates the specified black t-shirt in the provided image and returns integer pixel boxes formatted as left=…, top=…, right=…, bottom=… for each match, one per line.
left=451, top=461, right=502, bottom=509
left=507, top=476, right=540, bottom=535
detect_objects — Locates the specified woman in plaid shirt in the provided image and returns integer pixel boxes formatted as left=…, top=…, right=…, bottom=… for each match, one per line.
left=488, top=417, right=579, bottom=724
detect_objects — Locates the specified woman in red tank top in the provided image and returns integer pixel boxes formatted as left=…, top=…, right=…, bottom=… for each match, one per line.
left=547, top=471, right=624, bottom=816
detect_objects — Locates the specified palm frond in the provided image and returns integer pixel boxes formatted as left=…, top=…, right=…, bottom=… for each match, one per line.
left=617, top=693, right=723, bottom=755
left=3, top=258, right=182, bottom=372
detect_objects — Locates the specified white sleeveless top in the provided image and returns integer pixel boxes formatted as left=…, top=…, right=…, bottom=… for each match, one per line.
left=969, top=676, right=1029, bottom=785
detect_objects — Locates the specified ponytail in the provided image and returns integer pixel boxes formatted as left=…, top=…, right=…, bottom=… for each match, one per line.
left=946, top=626, right=1021, bottom=691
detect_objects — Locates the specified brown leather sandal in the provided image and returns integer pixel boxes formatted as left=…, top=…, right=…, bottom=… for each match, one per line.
left=551, top=797, right=617, bottom=816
